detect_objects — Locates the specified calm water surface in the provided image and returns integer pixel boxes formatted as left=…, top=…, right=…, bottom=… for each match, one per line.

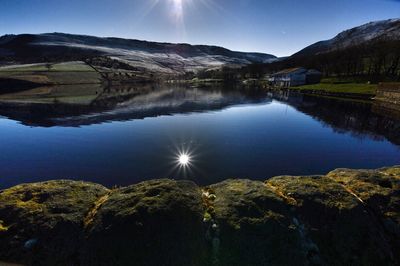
left=0, top=85, right=399, bottom=189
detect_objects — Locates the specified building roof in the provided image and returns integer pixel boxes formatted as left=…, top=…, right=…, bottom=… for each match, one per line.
left=272, top=67, right=322, bottom=76
left=273, top=67, right=306, bottom=76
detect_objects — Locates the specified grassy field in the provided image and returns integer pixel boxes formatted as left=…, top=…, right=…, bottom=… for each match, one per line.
left=0, top=61, right=95, bottom=72
left=0, top=61, right=101, bottom=85
left=291, top=81, right=378, bottom=95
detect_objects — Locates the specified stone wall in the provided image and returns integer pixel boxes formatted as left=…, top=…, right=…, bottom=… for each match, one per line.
left=376, top=82, right=400, bottom=104
left=0, top=166, right=399, bottom=266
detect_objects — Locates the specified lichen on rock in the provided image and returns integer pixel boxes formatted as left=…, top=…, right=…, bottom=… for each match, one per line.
left=0, top=220, right=8, bottom=232
left=0, top=180, right=109, bottom=265
left=82, top=179, right=208, bottom=266
left=209, top=179, right=307, bottom=265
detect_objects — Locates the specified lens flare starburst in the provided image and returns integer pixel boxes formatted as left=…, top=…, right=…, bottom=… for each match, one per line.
left=175, top=149, right=193, bottom=169
left=178, top=153, right=190, bottom=166
left=166, top=143, right=199, bottom=179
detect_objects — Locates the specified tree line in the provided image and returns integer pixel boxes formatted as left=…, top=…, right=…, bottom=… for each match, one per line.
left=189, top=39, right=400, bottom=83
left=264, top=39, right=400, bottom=82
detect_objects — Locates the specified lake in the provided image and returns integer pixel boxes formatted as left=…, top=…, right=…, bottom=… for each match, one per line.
left=0, top=84, right=399, bottom=189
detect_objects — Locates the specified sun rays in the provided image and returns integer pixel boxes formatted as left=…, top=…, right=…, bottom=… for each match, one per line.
left=170, top=0, right=184, bottom=20
left=164, top=140, right=200, bottom=179
left=140, top=0, right=222, bottom=41
left=168, top=0, right=186, bottom=38
left=178, top=153, right=191, bottom=166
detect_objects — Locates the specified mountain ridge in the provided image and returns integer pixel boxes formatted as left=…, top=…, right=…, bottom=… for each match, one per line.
left=1, top=18, right=399, bottom=76
left=0, top=32, right=277, bottom=74
left=293, top=18, right=400, bottom=57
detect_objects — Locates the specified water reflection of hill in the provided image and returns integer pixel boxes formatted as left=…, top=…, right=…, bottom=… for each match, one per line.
left=0, top=86, right=399, bottom=146
left=0, top=85, right=271, bottom=127
left=270, top=90, right=400, bottom=146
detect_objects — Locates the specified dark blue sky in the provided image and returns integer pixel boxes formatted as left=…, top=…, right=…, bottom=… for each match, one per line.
left=1, top=0, right=399, bottom=56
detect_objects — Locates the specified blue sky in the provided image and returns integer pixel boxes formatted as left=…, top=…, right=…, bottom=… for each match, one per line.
left=0, top=0, right=399, bottom=56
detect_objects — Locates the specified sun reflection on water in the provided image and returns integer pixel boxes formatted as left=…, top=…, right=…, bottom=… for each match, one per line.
left=167, top=144, right=198, bottom=179
left=178, top=153, right=190, bottom=166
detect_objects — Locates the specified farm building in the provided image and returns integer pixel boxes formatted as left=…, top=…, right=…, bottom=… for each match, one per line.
left=268, top=67, right=322, bottom=87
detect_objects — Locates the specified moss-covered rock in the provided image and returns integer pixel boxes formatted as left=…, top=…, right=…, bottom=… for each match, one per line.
left=0, top=180, right=109, bottom=265
left=327, top=166, right=400, bottom=263
left=82, top=179, right=208, bottom=266
left=267, top=174, right=396, bottom=265
left=0, top=167, right=399, bottom=265
left=209, top=179, right=306, bottom=265
left=327, top=166, right=400, bottom=225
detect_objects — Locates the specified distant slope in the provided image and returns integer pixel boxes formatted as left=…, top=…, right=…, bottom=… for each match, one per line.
left=263, top=18, right=400, bottom=80
left=293, top=18, right=400, bottom=57
left=0, top=33, right=276, bottom=74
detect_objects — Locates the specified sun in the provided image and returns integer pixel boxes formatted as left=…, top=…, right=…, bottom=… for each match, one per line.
left=146, top=0, right=221, bottom=42
left=170, top=0, right=184, bottom=19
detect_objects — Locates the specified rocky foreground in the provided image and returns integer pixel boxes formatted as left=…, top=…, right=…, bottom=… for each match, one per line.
left=0, top=167, right=399, bottom=266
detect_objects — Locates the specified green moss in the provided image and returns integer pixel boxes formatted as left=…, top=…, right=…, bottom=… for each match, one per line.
left=0, top=168, right=399, bottom=265
left=203, top=211, right=212, bottom=222
left=327, top=167, right=400, bottom=226
left=0, top=187, right=42, bottom=212
left=0, top=220, right=8, bottom=232
left=268, top=175, right=360, bottom=210
left=225, top=180, right=249, bottom=192
left=380, top=167, right=400, bottom=177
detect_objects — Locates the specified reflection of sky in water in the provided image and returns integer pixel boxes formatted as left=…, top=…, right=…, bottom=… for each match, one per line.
left=0, top=93, right=399, bottom=189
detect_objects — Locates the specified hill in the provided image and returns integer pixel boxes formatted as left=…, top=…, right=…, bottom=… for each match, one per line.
left=0, top=33, right=276, bottom=74
left=267, top=18, right=400, bottom=80
left=294, top=18, right=400, bottom=57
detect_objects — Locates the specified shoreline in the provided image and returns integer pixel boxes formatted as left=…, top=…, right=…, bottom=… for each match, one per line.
left=286, top=87, right=374, bottom=100
left=0, top=66, right=389, bottom=103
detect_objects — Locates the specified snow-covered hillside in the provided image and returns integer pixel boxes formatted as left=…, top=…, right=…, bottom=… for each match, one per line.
left=294, top=18, right=400, bottom=56
left=0, top=33, right=277, bottom=74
